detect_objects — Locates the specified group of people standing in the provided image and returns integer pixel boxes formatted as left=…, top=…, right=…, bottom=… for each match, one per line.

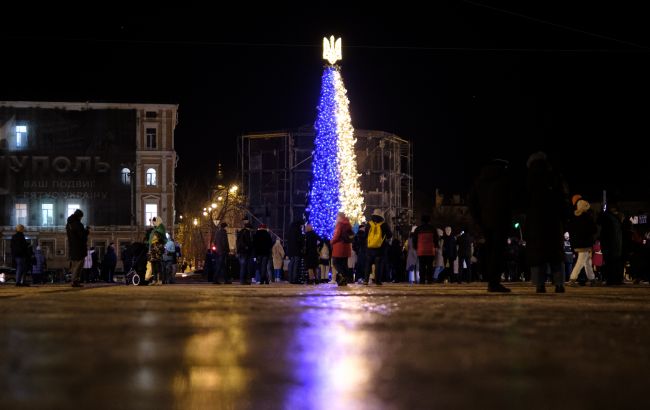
left=470, top=151, right=631, bottom=293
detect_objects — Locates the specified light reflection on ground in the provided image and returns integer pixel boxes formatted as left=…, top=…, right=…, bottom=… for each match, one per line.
left=284, top=295, right=391, bottom=410
left=172, top=312, right=250, bottom=409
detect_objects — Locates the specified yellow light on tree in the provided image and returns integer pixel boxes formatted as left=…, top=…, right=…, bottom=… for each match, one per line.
left=332, top=68, right=364, bottom=225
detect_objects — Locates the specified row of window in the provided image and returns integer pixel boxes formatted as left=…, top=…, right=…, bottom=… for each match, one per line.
left=120, top=168, right=157, bottom=186
left=12, top=203, right=159, bottom=227
left=15, top=203, right=80, bottom=227
left=8, top=125, right=160, bottom=150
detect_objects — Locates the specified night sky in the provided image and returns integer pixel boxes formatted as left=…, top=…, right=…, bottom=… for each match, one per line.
left=2, top=4, right=650, bottom=208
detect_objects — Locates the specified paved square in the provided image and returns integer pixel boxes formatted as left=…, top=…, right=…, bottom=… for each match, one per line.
left=1, top=282, right=649, bottom=409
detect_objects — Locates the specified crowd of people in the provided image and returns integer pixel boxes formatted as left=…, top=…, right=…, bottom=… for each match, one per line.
left=8, top=151, right=650, bottom=290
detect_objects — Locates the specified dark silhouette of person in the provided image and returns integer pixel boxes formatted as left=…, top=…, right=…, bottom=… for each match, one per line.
left=469, top=159, right=512, bottom=293
left=524, top=152, right=570, bottom=293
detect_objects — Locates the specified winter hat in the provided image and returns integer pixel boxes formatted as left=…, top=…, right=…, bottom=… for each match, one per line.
left=259, top=223, right=267, bottom=229
left=372, top=208, right=383, bottom=217
left=574, top=199, right=591, bottom=216
left=571, top=194, right=583, bottom=206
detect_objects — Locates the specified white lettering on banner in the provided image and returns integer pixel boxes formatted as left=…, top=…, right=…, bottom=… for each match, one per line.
left=0, top=155, right=112, bottom=174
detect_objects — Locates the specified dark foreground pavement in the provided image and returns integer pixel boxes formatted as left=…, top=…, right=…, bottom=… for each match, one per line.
left=1, top=282, right=650, bottom=410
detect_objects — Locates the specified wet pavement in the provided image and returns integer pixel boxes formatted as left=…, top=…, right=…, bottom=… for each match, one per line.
left=1, top=282, right=650, bottom=409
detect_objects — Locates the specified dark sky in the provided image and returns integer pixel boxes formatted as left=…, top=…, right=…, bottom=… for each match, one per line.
left=2, top=3, right=650, bottom=206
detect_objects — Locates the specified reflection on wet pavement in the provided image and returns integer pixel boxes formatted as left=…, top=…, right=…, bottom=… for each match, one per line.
left=285, top=296, right=380, bottom=410
left=1, top=283, right=650, bottom=409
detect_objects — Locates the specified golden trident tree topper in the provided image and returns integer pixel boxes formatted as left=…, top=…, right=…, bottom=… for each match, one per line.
left=323, top=35, right=342, bottom=65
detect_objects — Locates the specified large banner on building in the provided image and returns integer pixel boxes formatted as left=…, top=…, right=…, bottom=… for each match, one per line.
left=0, top=107, right=136, bottom=227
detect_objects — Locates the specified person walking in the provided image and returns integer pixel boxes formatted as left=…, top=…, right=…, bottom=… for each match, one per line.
left=568, top=197, right=598, bottom=287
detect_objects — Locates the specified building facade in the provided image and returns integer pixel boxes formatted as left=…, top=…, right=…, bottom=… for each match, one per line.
left=0, top=101, right=178, bottom=268
left=240, top=127, right=413, bottom=241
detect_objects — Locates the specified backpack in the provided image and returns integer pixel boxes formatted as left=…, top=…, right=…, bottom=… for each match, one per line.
left=367, top=221, right=385, bottom=249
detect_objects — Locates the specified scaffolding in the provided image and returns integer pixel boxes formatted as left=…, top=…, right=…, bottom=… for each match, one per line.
left=239, top=127, right=413, bottom=241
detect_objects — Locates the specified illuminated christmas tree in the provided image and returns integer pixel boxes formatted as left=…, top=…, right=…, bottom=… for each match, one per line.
left=308, top=36, right=365, bottom=239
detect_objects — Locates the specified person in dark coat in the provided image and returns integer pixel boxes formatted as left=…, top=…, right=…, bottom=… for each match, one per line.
left=103, top=243, right=117, bottom=283
left=304, top=223, right=321, bottom=284
left=598, top=201, right=624, bottom=285
left=122, top=243, right=133, bottom=275
left=236, top=220, right=254, bottom=284
left=66, top=209, right=89, bottom=287
left=353, top=224, right=367, bottom=281
left=524, top=152, right=569, bottom=293
left=286, top=219, right=304, bottom=284
left=441, top=226, right=458, bottom=283
left=253, top=224, right=273, bottom=284
left=11, top=224, right=30, bottom=287
left=568, top=197, right=598, bottom=286
left=456, top=230, right=473, bottom=283
left=204, top=248, right=216, bottom=282
left=468, top=159, right=513, bottom=292
left=213, top=222, right=231, bottom=284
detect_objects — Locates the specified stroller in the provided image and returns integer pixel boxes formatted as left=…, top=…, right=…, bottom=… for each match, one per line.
left=124, top=242, right=148, bottom=286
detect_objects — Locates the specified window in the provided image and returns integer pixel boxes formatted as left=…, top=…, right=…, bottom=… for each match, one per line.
left=145, top=168, right=157, bottom=186
left=42, top=203, right=54, bottom=226
left=15, top=203, right=27, bottom=225
left=121, top=168, right=131, bottom=185
left=16, top=125, right=27, bottom=148
left=145, top=204, right=158, bottom=226
left=145, top=111, right=157, bottom=118
left=146, top=128, right=157, bottom=149
left=67, top=204, right=80, bottom=218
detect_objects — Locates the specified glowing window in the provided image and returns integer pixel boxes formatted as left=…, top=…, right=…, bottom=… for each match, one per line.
left=145, top=204, right=158, bottom=226
left=146, top=168, right=157, bottom=186
left=15, top=125, right=27, bottom=148
left=42, top=203, right=54, bottom=226
left=15, top=203, right=27, bottom=225
left=121, top=168, right=131, bottom=184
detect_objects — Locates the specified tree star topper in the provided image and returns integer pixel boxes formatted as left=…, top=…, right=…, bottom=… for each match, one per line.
left=323, top=35, right=342, bottom=65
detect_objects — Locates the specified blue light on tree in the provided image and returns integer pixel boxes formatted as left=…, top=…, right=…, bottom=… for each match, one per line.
left=308, top=66, right=340, bottom=239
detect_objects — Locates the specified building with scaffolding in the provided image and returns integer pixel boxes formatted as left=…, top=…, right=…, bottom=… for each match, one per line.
left=239, top=127, right=413, bottom=241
